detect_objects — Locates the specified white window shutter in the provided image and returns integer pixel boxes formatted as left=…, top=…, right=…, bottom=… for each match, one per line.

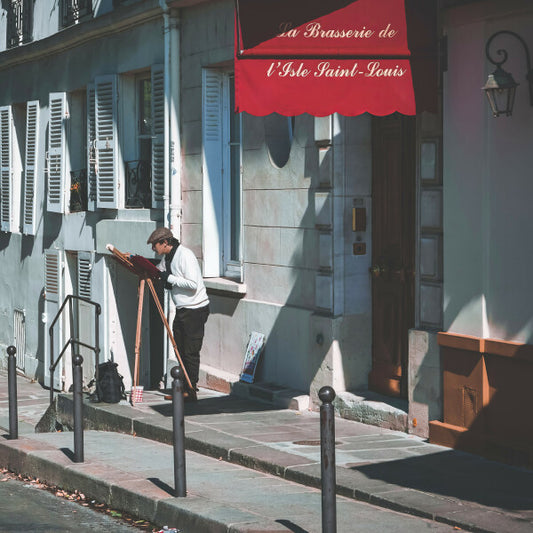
left=0, top=106, right=13, bottom=232
left=47, top=93, right=69, bottom=214
left=202, top=69, right=224, bottom=277
left=45, top=249, right=63, bottom=304
left=95, top=75, right=120, bottom=209
left=23, top=101, right=39, bottom=235
left=44, top=249, right=64, bottom=390
left=151, top=65, right=165, bottom=209
left=86, top=84, right=97, bottom=211
left=77, top=251, right=93, bottom=299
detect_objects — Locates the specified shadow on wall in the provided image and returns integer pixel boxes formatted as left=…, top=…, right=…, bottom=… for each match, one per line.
left=0, top=232, right=11, bottom=252
left=36, top=289, right=46, bottom=385
left=229, top=113, right=369, bottom=397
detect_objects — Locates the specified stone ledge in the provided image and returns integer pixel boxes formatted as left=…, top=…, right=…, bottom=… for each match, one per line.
left=231, top=381, right=310, bottom=411
left=334, top=390, right=408, bottom=432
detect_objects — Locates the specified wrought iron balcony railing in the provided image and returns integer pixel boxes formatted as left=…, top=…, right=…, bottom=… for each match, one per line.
left=6, top=0, right=33, bottom=49
left=125, top=160, right=152, bottom=208
left=70, top=169, right=88, bottom=212
left=60, top=0, right=92, bottom=29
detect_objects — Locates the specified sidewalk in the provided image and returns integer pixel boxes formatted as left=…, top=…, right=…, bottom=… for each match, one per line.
left=1, top=371, right=533, bottom=533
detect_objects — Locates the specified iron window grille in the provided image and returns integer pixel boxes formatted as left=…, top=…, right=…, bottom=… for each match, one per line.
left=6, top=0, right=33, bottom=49
left=70, top=168, right=88, bottom=212
left=60, top=0, right=92, bottom=29
left=125, top=160, right=152, bottom=208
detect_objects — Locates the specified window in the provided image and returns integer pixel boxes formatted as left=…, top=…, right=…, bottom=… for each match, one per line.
left=47, top=90, right=87, bottom=214
left=122, top=66, right=165, bottom=209
left=125, top=75, right=153, bottom=207
left=6, top=0, right=33, bottom=49
left=265, top=114, right=295, bottom=168
left=59, top=0, right=92, bottom=29
left=202, top=69, right=243, bottom=281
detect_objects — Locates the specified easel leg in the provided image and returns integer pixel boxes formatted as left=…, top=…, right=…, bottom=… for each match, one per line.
left=146, top=278, right=193, bottom=391
left=132, top=278, right=145, bottom=405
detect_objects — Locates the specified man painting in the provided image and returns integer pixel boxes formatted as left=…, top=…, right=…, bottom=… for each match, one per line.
left=147, top=227, right=210, bottom=401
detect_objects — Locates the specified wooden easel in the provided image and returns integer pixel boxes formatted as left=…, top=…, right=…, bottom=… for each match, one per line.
left=106, top=244, right=193, bottom=404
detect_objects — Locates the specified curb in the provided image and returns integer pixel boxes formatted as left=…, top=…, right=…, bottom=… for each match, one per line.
left=47, top=394, right=518, bottom=533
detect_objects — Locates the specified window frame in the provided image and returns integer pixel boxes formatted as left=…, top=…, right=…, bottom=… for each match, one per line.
left=201, top=68, right=243, bottom=281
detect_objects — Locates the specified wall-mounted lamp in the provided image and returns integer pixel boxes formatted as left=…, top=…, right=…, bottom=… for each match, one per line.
left=482, top=30, right=533, bottom=117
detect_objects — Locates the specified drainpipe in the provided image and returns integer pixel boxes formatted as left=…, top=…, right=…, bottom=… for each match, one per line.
left=169, top=10, right=182, bottom=240
left=159, top=0, right=171, bottom=230
left=159, top=0, right=182, bottom=378
left=159, top=1, right=182, bottom=239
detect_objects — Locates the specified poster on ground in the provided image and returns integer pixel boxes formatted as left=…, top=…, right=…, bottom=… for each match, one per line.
left=240, top=332, right=266, bottom=383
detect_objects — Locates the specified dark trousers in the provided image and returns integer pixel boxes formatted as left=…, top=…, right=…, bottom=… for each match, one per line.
left=172, top=305, right=209, bottom=389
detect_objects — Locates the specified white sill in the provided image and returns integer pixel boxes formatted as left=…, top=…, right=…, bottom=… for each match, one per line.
left=204, top=277, right=247, bottom=296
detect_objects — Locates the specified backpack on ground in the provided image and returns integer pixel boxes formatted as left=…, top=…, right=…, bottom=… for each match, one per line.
left=93, top=361, right=126, bottom=403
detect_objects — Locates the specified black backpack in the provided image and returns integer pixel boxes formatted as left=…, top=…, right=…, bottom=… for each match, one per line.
left=94, top=361, right=126, bottom=403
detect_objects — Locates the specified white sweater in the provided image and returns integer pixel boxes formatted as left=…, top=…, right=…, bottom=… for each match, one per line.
left=157, top=245, right=209, bottom=309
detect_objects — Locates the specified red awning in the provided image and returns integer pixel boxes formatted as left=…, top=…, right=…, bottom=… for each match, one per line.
left=234, top=0, right=436, bottom=117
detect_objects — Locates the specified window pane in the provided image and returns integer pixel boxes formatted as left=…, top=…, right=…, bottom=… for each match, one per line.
left=139, top=79, right=152, bottom=136
left=229, top=78, right=241, bottom=263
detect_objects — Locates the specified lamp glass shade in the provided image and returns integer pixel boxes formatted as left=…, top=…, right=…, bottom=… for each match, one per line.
left=482, top=67, right=519, bottom=117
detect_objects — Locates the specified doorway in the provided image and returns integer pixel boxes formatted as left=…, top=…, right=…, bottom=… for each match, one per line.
left=369, top=114, right=416, bottom=398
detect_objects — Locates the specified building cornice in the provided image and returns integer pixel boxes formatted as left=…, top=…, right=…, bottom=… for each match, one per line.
left=0, top=0, right=164, bottom=73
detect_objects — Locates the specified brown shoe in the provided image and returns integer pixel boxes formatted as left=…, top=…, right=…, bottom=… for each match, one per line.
left=164, top=390, right=197, bottom=401
left=184, top=389, right=198, bottom=402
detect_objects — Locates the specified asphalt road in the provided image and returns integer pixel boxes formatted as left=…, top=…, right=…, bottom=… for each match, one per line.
left=0, top=475, right=152, bottom=533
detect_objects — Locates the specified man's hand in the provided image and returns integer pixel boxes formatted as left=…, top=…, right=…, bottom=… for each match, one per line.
left=160, top=270, right=172, bottom=290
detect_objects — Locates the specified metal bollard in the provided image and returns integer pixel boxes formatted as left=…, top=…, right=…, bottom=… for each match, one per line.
left=319, top=386, right=337, bottom=533
left=171, top=366, right=187, bottom=497
left=7, top=346, right=18, bottom=440
left=72, top=354, right=84, bottom=463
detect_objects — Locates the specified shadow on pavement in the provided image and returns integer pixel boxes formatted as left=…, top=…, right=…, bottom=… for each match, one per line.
left=355, top=449, right=533, bottom=510
left=147, top=394, right=279, bottom=418
left=275, top=519, right=310, bottom=533
left=148, top=477, right=175, bottom=496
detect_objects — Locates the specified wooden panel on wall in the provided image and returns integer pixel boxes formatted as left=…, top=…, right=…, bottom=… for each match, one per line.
left=430, top=333, right=533, bottom=469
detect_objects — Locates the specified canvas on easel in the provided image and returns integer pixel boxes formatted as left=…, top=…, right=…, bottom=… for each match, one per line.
left=240, top=332, right=266, bottom=383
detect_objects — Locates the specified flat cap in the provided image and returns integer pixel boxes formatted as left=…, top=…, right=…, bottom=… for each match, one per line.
left=147, top=227, right=173, bottom=244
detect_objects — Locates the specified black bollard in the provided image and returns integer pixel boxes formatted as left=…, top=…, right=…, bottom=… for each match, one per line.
left=319, top=386, right=337, bottom=533
left=171, top=365, right=186, bottom=497
left=7, top=346, right=18, bottom=440
left=72, top=354, right=84, bottom=463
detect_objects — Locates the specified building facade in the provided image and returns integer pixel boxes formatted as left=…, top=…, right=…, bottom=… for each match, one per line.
left=3, top=0, right=530, bottom=465
left=0, top=0, right=444, bottom=429
left=430, top=0, right=533, bottom=466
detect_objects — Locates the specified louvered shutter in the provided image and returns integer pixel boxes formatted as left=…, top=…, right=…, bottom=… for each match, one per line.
left=44, top=249, right=63, bottom=390
left=76, top=251, right=96, bottom=384
left=86, top=84, right=97, bottom=211
left=23, top=101, right=39, bottom=235
left=95, top=75, right=120, bottom=209
left=0, top=106, right=13, bottom=232
left=47, top=93, right=69, bottom=214
left=202, top=70, right=224, bottom=277
left=151, top=65, right=165, bottom=209
left=77, top=251, right=93, bottom=299
left=45, top=250, right=62, bottom=304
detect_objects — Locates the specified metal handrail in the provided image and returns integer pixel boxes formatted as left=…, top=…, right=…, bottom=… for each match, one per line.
left=49, top=294, right=101, bottom=406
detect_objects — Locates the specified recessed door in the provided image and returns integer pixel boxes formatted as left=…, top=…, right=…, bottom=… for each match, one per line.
left=369, top=114, right=416, bottom=397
